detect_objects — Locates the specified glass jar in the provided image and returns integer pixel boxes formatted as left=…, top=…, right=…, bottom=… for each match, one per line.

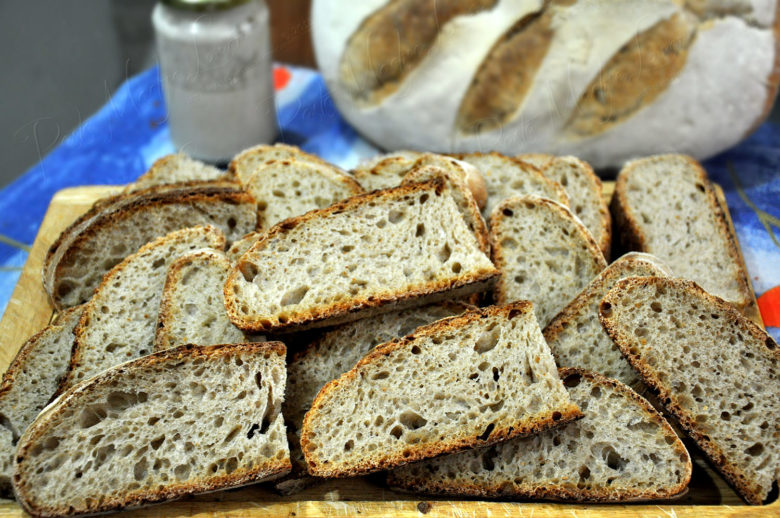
left=153, top=0, right=277, bottom=163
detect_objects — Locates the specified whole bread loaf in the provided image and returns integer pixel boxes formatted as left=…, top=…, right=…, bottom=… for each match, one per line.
left=600, top=276, right=780, bottom=505
left=300, top=302, right=582, bottom=477
left=224, top=178, right=498, bottom=333
left=44, top=185, right=256, bottom=309
left=64, top=226, right=225, bottom=389
left=388, top=368, right=692, bottom=502
left=13, top=342, right=290, bottom=517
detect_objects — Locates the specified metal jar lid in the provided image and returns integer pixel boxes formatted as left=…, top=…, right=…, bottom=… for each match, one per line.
left=161, top=0, right=252, bottom=11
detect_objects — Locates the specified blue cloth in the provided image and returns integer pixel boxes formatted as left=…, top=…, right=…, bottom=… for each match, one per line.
left=0, top=65, right=778, bottom=340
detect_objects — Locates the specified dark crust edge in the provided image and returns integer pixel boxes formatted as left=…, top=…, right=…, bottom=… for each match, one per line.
left=489, top=195, right=607, bottom=306
left=224, top=179, right=499, bottom=333
left=386, top=367, right=692, bottom=502
left=300, top=301, right=583, bottom=478
left=60, top=226, right=227, bottom=394
left=154, top=249, right=235, bottom=352
left=44, top=185, right=255, bottom=310
left=13, top=342, right=290, bottom=518
left=599, top=275, right=780, bottom=505
left=542, top=254, right=668, bottom=345
left=450, top=151, right=571, bottom=208
left=610, top=154, right=752, bottom=310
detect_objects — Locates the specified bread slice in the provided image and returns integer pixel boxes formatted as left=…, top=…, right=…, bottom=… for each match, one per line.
left=611, top=154, right=752, bottom=311
left=521, top=155, right=611, bottom=259
left=229, top=143, right=338, bottom=185
left=226, top=231, right=263, bottom=262
left=352, top=152, right=423, bottom=191
left=278, top=302, right=470, bottom=494
left=0, top=306, right=83, bottom=495
left=225, top=179, right=498, bottom=333
left=387, top=368, right=692, bottom=502
left=44, top=185, right=257, bottom=309
left=63, top=226, right=225, bottom=390
left=490, top=195, right=607, bottom=327
left=599, top=276, right=780, bottom=504
left=515, top=153, right=555, bottom=169
left=13, top=342, right=290, bottom=517
left=543, top=253, right=671, bottom=387
left=240, top=158, right=363, bottom=230
left=155, top=249, right=247, bottom=351
left=451, top=152, right=569, bottom=218
left=300, top=302, right=582, bottom=478
left=123, top=153, right=232, bottom=194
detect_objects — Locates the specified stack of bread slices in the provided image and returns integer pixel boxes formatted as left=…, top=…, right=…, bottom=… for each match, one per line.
left=1, top=146, right=776, bottom=517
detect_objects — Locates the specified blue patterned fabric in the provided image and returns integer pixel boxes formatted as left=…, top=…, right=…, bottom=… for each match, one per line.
left=0, top=64, right=777, bottom=340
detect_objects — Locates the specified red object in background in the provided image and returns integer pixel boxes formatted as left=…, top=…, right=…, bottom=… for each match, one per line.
left=757, top=285, right=780, bottom=327
left=274, top=66, right=291, bottom=90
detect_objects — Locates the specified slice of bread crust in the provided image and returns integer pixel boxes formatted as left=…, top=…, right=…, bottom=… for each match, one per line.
left=13, top=342, right=290, bottom=518
left=155, top=249, right=247, bottom=351
left=225, top=179, right=499, bottom=334
left=229, top=143, right=338, bottom=185
left=278, top=302, right=471, bottom=494
left=543, top=252, right=671, bottom=387
left=63, top=226, right=226, bottom=390
left=451, top=152, right=569, bottom=218
left=387, top=368, right=692, bottom=502
left=0, top=306, right=83, bottom=495
left=522, top=155, right=611, bottom=259
left=600, top=276, right=780, bottom=505
left=44, top=185, right=257, bottom=309
left=300, top=302, right=582, bottom=478
left=611, top=154, right=752, bottom=311
left=123, top=153, right=233, bottom=194
left=240, top=158, right=363, bottom=230
left=489, top=195, right=607, bottom=328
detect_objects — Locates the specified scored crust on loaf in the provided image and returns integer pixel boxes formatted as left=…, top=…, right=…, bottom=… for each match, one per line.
left=240, top=158, right=364, bottom=230
left=611, top=154, right=752, bottom=310
left=63, top=226, right=226, bottom=390
left=300, top=302, right=582, bottom=478
left=44, top=185, right=257, bottom=309
left=490, top=195, right=607, bottom=328
left=229, top=143, right=337, bottom=185
left=155, top=249, right=247, bottom=351
left=543, top=252, right=671, bottom=388
left=279, top=302, right=470, bottom=494
left=123, top=153, right=232, bottom=194
left=224, top=179, right=499, bottom=333
left=451, top=152, right=569, bottom=219
left=13, top=342, right=290, bottom=517
left=520, top=155, right=611, bottom=259
left=388, top=368, right=692, bottom=502
left=599, top=276, right=780, bottom=505
left=0, top=306, right=83, bottom=495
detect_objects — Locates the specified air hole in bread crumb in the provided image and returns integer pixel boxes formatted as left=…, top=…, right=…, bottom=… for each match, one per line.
left=603, top=446, right=628, bottom=471
left=552, top=411, right=562, bottom=421
left=438, top=244, right=452, bottom=263
left=477, top=423, right=495, bottom=441
left=564, top=374, right=582, bottom=387
left=372, top=371, right=390, bottom=380
left=651, top=302, right=662, bottom=313
left=411, top=346, right=421, bottom=355
left=240, top=263, right=259, bottom=283
left=474, top=328, right=499, bottom=353
left=79, top=406, right=107, bottom=428
left=390, top=425, right=403, bottom=439
left=502, top=208, right=514, bottom=217
left=419, top=194, right=429, bottom=204
left=281, top=286, right=309, bottom=306
left=746, top=443, right=764, bottom=456
left=400, top=411, right=427, bottom=431
left=451, top=262, right=462, bottom=273
left=415, top=223, right=425, bottom=237
left=388, top=209, right=405, bottom=223
left=133, top=458, right=147, bottom=481
left=344, top=440, right=354, bottom=452
left=600, top=302, right=612, bottom=317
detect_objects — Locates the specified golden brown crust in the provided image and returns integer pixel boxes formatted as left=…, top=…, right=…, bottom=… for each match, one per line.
left=13, top=342, right=289, bottom=518
left=225, top=179, right=499, bottom=333
left=599, top=276, right=780, bottom=505
left=300, top=302, right=583, bottom=478
left=611, top=155, right=752, bottom=311
left=59, top=226, right=226, bottom=394
left=386, top=367, right=692, bottom=502
left=44, top=185, right=255, bottom=310
left=489, top=195, right=606, bottom=305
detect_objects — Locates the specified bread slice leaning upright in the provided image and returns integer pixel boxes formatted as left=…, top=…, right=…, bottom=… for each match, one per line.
left=155, top=249, right=248, bottom=351
left=300, top=302, right=582, bottom=478
left=0, top=306, right=83, bottom=495
left=13, top=342, right=290, bottom=518
left=543, top=252, right=670, bottom=387
left=600, top=276, right=780, bottom=505
left=611, top=154, right=752, bottom=312
left=63, top=226, right=225, bottom=390
left=490, top=195, right=606, bottom=327
left=225, top=178, right=499, bottom=333
left=123, top=153, right=232, bottom=194
left=388, top=368, right=692, bottom=502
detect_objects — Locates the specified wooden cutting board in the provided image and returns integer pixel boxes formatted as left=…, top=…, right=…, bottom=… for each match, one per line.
left=0, top=184, right=774, bottom=518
